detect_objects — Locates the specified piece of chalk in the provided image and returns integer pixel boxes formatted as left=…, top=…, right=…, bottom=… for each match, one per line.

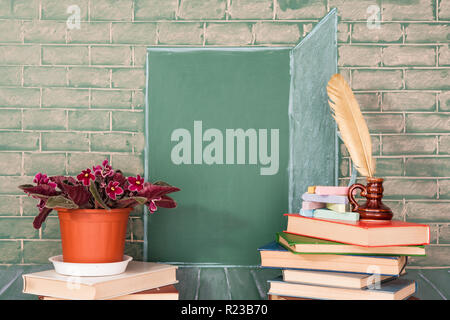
left=315, top=186, right=349, bottom=196
left=299, top=209, right=314, bottom=217
left=307, top=186, right=316, bottom=194
left=326, top=203, right=349, bottom=213
left=314, top=209, right=359, bottom=221
left=302, top=201, right=325, bottom=210
left=302, top=192, right=348, bottom=204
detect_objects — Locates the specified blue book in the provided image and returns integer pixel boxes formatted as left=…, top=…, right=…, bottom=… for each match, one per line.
left=268, top=276, right=416, bottom=300
left=258, top=242, right=406, bottom=276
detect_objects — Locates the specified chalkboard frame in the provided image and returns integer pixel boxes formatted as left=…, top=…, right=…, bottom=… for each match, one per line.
left=143, top=9, right=338, bottom=264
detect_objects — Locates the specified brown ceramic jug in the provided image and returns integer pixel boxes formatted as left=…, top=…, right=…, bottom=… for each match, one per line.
left=347, top=177, right=393, bottom=221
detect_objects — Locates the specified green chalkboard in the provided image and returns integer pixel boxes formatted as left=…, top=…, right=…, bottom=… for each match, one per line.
left=145, top=10, right=337, bottom=265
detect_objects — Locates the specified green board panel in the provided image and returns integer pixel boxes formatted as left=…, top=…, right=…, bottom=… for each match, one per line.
left=289, top=9, right=338, bottom=213
left=146, top=48, right=291, bottom=265
left=145, top=10, right=338, bottom=265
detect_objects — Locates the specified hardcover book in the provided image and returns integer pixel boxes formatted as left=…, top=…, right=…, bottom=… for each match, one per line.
left=38, top=285, right=179, bottom=300
left=277, top=232, right=426, bottom=256
left=285, top=214, right=430, bottom=247
left=268, top=276, right=416, bottom=300
left=282, top=269, right=398, bottom=289
left=259, top=242, right=407, bottom=276
left=23, top=262, right=178, bottom=300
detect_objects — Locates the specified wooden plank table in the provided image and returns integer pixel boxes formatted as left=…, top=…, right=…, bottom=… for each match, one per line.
left=0, top=265, right=448, bottom=300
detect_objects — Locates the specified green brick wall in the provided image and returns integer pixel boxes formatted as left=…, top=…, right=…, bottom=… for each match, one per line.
left=0, top=0, right=448, bottom=267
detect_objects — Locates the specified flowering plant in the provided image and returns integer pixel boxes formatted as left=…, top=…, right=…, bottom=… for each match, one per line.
left=19, top=160, right=180, bottom=229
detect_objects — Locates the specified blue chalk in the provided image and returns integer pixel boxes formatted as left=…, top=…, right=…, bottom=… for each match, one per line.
left=301, top=192, right=348, bottom=204
left=299, top=209, right=314, bottom=217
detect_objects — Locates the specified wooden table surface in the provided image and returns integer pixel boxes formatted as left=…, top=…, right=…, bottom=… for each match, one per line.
left=0, top=265, right=448, bottom=300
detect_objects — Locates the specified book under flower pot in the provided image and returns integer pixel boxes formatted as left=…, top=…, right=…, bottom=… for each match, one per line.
left=57, top=207, right=133, bottom=264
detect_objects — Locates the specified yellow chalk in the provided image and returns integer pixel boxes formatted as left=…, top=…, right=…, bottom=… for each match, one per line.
left=307, top=186, right=316, bottom=194
left=326, top=203, right=349, bottom=213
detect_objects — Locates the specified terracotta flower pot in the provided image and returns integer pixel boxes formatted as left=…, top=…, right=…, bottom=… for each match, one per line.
left=57, top=208, right=132, bottom=263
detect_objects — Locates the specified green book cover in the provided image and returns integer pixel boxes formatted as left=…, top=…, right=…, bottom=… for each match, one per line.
left=276, top=232, right=426, bottom=256
left=279, top=232, right=344, bottom=246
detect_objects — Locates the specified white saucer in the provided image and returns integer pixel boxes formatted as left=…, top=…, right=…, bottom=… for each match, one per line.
left=49, top=255, right=133, bottom=277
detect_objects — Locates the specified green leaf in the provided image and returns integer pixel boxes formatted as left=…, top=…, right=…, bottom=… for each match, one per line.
left=19, top=184, right=35, bottom=189
left=130, top=196, right=148, bottom=204
left=116, top=196, right=148, bottom=208
left=46, top=196, right=79, bottom=209
left=117, top=197, right=148, bottom=208
left=18, top=184, right=58, bottom=198
left=89, top=182, right=110, bottom=210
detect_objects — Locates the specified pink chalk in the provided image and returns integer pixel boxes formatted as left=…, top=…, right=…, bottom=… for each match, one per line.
left=315, top=186, right=349, bottom=196
left=302, top=201, right=326, bottom=210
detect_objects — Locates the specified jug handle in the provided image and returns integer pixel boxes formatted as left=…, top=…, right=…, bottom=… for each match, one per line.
left=348, top=183, right=367, bottom=212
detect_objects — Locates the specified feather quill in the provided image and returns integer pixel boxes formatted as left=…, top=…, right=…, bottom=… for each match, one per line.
left=327, top=74, right=376, bottom=177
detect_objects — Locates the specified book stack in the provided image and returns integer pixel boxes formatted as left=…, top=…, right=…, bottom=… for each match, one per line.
left=259, top=186, right=430, bottom=300
left=23, top=261, right=179, bottom=300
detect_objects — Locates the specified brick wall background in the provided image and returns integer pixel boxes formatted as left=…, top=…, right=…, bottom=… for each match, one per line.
left=0, top=0, right=448, bottom=267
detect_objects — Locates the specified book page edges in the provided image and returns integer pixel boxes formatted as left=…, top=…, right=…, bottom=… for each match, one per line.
left=95, top=268, right=178, bottom=299
left=260, top=254, right=401, bottom=275
left=286, top=215, right=369, bottom=246
left=23, top=275, right=96, bottom=299
left=292, top=243, right=426, bottom=256
left=38, top=285, right=179, bottom=300
left=287, top=215, right=429, bottom=246
left=22, top=266, right=178, bottom=300
left=268, top=281, right=415, bottom=300
left=22, top=262, right=177, bottom=284
left=368, top=226, right=430, bottom=246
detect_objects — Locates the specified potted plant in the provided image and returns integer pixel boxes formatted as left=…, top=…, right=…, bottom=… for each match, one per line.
left=19, top=159, right=180, bottom=263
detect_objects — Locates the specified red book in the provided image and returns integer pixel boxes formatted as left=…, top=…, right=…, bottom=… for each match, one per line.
left=284, top=214, right=430, bottom=247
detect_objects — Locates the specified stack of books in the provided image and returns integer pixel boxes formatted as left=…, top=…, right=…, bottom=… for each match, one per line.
left=259, top=186, right=430, bottom=300
left=23, top=261, right=179, bottom=300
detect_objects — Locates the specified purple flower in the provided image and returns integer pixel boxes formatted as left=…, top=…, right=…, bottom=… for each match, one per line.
left=33, top=172, right=48, bottom=184
left=76, top=169, right=95, bottom=186
left=106, top=181, right=124, bottom=200
left=102, top=159, right=114, bottom=177
left=127, top=175, right=144, bottom=192
left=93, top=159, right=114, bottom=178
left=92, top=165, right=103, bottom=176
left=148, top=199, right=159, bottom=214
left=33, top=173, right=57, bottom=189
